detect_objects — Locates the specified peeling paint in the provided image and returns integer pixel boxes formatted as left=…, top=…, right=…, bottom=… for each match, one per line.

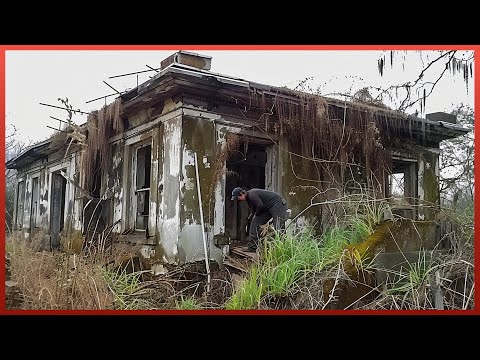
left=167, top=123, right=181, bottom=177
left=162, top=98, right=182, bottom=114
left=417, top=159, right=425, bottom=201
left=213, top=180, right=224, bottom=235
left=150, top=263, right=167, bottom=275
left=139, top=245, right=155, bottom=259
left=10, top=73, right=455, bottom=267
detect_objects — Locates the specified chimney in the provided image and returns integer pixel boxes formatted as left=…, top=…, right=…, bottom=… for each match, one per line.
left=426, top=112, right=457, bottom=124
left=160, top=51, right=212, bottom=71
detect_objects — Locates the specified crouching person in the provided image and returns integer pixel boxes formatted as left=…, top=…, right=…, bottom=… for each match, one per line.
left=231, top=187, right=288, bottom=251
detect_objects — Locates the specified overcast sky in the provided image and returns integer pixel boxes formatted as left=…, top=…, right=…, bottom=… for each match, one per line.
left=5, top=49, right=474, bottom=144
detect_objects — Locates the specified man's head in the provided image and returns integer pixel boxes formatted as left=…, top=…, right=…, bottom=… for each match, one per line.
left=231, top=187, right=247, bottom=201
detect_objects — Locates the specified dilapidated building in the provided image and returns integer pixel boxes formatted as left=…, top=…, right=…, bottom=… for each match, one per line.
left=6, top=51, right=469, bottom=266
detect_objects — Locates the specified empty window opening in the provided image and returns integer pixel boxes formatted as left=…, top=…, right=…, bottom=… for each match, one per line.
left=16, top=181, right=25, bottom=229
left=225, top=141, right=267, bottom=243
left=389, top=172, right=405, bottom=198
left=135, top=144, right=151, bottom=231
left=388, top=160, right=417, bottom=219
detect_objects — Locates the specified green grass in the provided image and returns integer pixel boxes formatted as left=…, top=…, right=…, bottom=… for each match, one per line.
left=225, top=265, right=263, bottom=310
left=175, top=296, right=202, bottom=310
left=225, top=202, right=390, bottom=309
left=101, top=267, right=153, bottom=310
left=386, top=252, right=437, bottom=295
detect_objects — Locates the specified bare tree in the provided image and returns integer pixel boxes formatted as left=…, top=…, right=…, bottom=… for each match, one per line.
left=439, top=104, right=474, bottom=215
left=376, top=50, right=474, bottom=114
left=5, top=124, right=27, bottom=232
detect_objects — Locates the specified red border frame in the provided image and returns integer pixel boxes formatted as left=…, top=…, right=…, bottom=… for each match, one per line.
left=1, top=44, right=478, bottom=315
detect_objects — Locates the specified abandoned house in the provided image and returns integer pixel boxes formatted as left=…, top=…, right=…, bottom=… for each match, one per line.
left=6, top=51, right=470, bottom=268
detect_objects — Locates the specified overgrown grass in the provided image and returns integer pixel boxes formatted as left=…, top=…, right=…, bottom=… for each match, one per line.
left=175, top=296, right=202, bottom=310
left=7, top=198, right=473, bottom=311
left=225, top=266, right=263, bottom=310
left=101, top=267, right=154, bottom=310
left=225, top=227, right=348, bottom=309
left=7, top=231, right=114, bottom=310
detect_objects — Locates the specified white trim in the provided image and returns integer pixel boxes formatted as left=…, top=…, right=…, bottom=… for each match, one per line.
left=109, top=108, right=183, bottom=144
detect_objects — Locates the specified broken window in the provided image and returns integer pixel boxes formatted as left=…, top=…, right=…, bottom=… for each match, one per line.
left=134, top=144, right=152, bottom=231
left=15, top=181, right=25, bottom=229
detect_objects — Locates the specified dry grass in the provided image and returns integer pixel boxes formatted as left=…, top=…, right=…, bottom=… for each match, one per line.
left=7, top=231, right=114, bottom=310
left=6, top=206, right=472, bottom=311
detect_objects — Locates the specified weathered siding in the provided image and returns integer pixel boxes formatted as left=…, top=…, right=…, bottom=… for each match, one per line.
left=12, top=151, right=78, bottom=247
left=178, top=115, right=223, bottom=264
left=280, top=137, right=324, bottom=233
left=110, top=141, right=124, bottom=233
left=156, top=115, right=182, bottom=263
left=417, top=147, right=440, bottom=220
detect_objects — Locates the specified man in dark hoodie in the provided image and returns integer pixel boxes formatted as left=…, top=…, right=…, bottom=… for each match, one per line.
left=231, top=187, right=288, bottom=250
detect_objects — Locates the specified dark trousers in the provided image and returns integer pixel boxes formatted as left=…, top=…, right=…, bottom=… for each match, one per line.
left=249, top=198, right=288, bottom=242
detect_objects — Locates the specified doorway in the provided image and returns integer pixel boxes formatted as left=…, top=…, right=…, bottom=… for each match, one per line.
left=50, top=172, right=67, bottom=249
left=225, top=141, right=267, bottom=243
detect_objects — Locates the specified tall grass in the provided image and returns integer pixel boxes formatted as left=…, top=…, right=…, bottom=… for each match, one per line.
left=225, top=266, right=263, bottom=310
left=7, top=231, right=114, bottom=310
left=224, top=199, right=390, bottom=309
left=261, top=231, right=323, bottom=296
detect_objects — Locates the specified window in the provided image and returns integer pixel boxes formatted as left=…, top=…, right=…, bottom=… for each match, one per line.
left=16, top=181, right=25, bottom=229
left=388, top=160, right=417, bottom=206
left=30, top=177, right=39, bottom=229
left=134, top=144, right=152, bottom=231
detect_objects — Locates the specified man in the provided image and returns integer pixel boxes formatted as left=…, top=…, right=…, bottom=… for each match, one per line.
left=231, top=187, right=288, bottom=251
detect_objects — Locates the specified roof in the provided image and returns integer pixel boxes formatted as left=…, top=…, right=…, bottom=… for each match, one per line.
left=122, top=61, right=470, bottom=141
left=5, top=138, right=53, bottom=169
left=7, top=56, right=470, bottom=170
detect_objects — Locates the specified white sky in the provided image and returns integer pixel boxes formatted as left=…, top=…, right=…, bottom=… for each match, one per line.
left=5, top=49, right=474, bottom=144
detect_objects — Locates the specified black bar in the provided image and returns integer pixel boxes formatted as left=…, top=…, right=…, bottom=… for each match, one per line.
left=39, top=102, right=90, bottom=115
left=103, top=81, right=120, bottom=94
left=85, top=92, right=119, bottom=104
left=108, top=67, right=159, bottom=79
left=50, top=116, right=68, bottom=124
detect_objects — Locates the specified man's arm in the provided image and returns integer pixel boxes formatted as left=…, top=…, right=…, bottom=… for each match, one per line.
left=248, top=192, right=265, bottom=216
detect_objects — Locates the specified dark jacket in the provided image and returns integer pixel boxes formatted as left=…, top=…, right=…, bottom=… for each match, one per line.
left=246, top=188, right=285, bottom=216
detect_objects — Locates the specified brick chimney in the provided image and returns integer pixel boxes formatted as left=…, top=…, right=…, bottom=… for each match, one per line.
left=160, top=51, right=212, bottom=71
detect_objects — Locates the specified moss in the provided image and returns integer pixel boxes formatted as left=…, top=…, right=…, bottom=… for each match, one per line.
left=346, top=220, right=437, bottom=261
left=323, top=219, right=437, bottom=308
left=424, top=163, right=439, bottom=204
left=181, top=116, right=216, bottom=225
left=417, top=150, right=440, bottom=220
left=280, top=141, right=321, bottom=225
